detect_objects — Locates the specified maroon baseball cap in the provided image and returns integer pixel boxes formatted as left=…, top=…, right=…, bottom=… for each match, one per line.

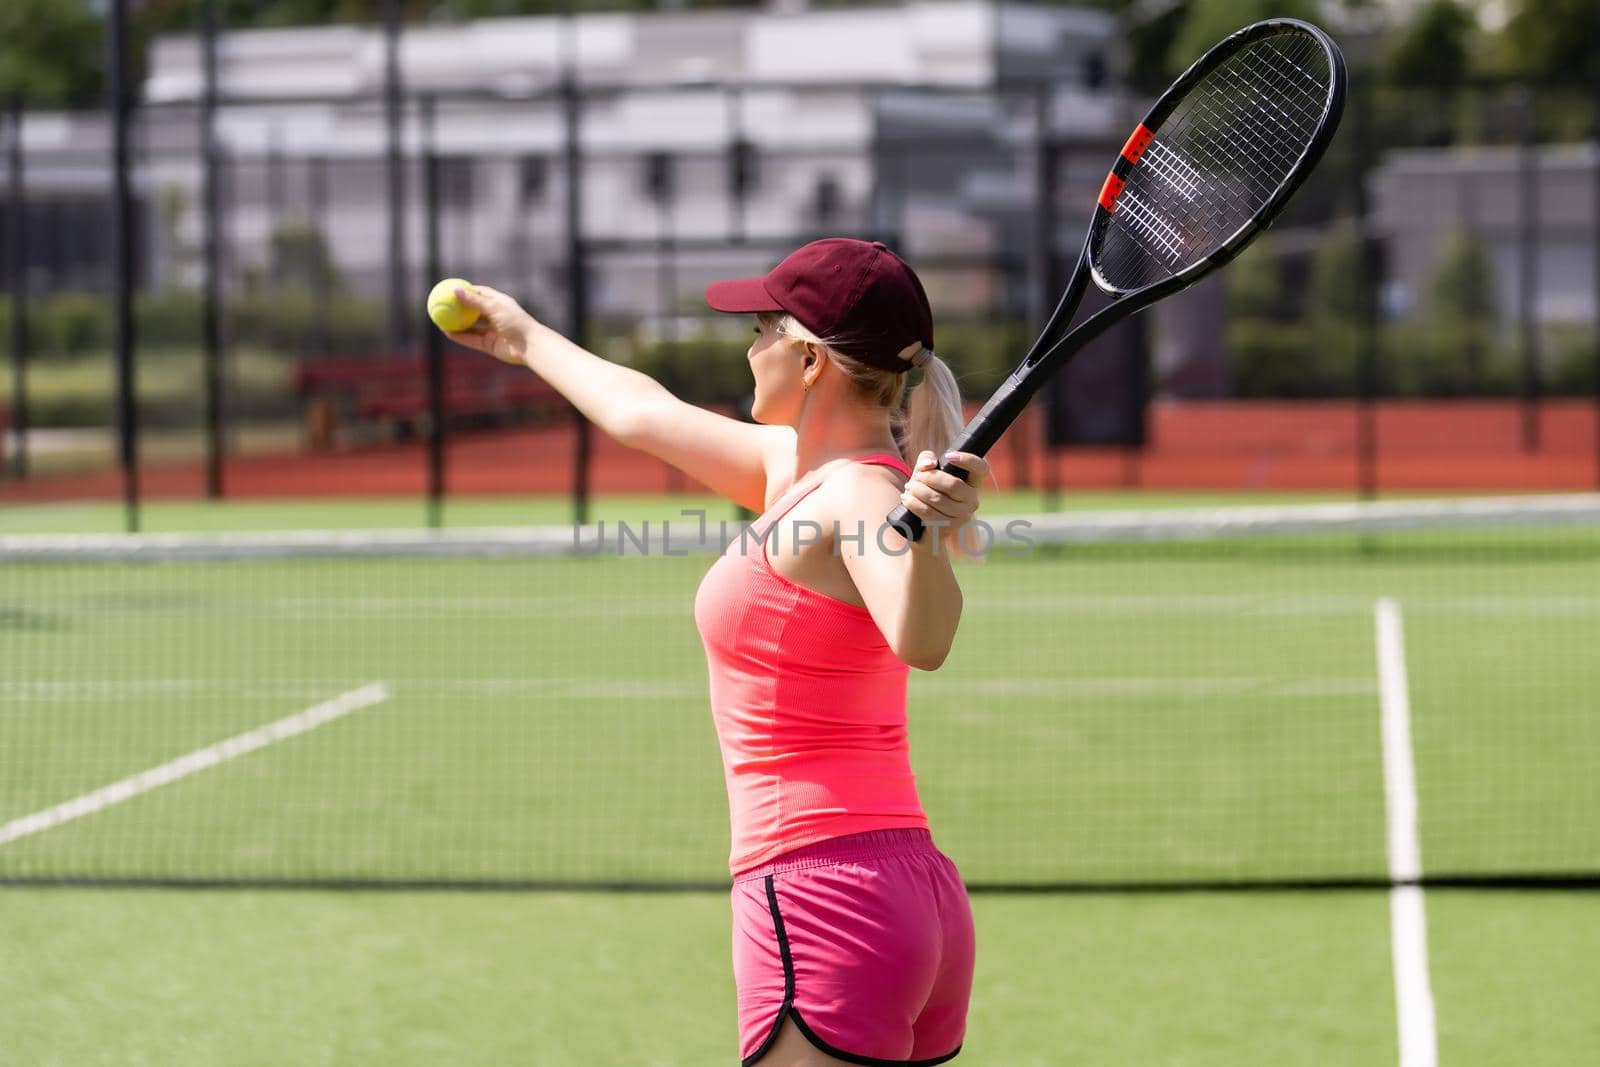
left=705, top=238, right=933, bottom=372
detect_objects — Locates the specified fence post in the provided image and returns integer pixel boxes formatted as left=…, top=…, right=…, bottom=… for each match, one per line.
left=421, top=95, right=445, bottom=529
left=1033, top=84, right=1056, bottom=507
left=6, top=96, right=28, bottom=479
left=726, top=87, right=748, bottom=244
left=1517, top=88, right=1541, bottom=452
left=108, top=0, right=140, bottom=532
left=647, top=150, right=684, bottom=493
left=1592, top=88, right=1600, bottom=489
left=383, top=0, right=410, bottom=356
left=1354, top=79, right=1379, bottom=502
left=308, top=154, right=331, bottom=354
left=563, top=70, right=591, bottom=526
left=201, top=0, right=225, bottom=499
left=265, top=126, right=285, bottom=292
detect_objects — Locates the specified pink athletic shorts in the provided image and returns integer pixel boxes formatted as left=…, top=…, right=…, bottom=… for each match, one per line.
left=730, top=828, right=975, bottom=1066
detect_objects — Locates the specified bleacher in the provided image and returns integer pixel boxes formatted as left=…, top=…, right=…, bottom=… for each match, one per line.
left=293, top=353, right=570, bottom=442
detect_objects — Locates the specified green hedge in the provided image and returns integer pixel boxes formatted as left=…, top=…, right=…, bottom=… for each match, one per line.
left=0, top=290, right=391, bottom=358
left=14, top=347, right=294, bottom=429
left=622, top=335, right=753, bottom=407
left=4, top=293, right=1592, bottom=427
left=1228, top=317, right=1593, bottom=398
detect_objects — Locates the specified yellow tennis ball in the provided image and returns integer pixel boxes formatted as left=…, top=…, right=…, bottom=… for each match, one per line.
left=427, top=278, right=479, bottom=332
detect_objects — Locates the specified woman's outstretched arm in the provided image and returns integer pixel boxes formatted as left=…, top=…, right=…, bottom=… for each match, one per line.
left=448, top=285, right=788, bottom=513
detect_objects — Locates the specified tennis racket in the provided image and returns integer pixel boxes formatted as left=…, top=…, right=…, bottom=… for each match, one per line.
left=888, top=18, right=1347, bottom=541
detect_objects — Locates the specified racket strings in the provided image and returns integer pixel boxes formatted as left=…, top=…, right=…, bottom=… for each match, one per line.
left=1167, top=39, right=1324, bottom=211
left=1219, top=51, right=1326, bottom=157
left=1094, top=30, right=1333, bottom=291
left=1140, top=141, right=1202, bottom=202
left=1116, top=190, right=1188, bottom=262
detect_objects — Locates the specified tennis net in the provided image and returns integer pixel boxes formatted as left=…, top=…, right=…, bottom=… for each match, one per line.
left=3, top=494, right=1597, bottom=888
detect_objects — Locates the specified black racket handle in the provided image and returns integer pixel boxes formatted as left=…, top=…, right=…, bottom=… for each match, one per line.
left=885, top=459, right=972, bottom=543
left=884, top=373, right=1037, bottom=543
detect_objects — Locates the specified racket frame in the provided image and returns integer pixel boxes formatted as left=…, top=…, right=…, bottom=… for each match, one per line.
left=890, top=18, right=1347, bottom=536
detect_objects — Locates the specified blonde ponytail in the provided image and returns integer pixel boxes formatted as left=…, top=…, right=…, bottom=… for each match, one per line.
left=896, top=350, right=964, bottom=469
left=899, top=350, right=986, bottom=558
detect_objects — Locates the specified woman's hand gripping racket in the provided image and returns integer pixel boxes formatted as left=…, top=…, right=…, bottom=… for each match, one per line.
left=888, top=19, right=1347, bottom=541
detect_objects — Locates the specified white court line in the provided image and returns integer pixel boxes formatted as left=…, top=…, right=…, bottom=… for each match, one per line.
left=1375, top=599, right=1438, bottom=1067
left=0, top=682, right=390, bottom=848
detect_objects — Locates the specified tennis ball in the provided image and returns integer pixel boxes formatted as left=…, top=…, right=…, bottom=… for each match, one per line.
left=427, top=278, right=479, bottom=332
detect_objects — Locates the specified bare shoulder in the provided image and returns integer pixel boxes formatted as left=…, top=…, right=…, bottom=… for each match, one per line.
left=811, top=460, right=908, bottom=528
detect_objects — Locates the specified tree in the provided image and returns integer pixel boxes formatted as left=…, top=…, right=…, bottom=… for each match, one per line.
left=1499, top=0, right=1600, bottom=82
left=1226, top=235, right=1285, bottom=320
left=1308, top=219, right=1364, bottom=327
left=1301, top=218, right=1365, bottom=393
left=0, top=0, right=103, bottom=107
left=271, top=222, right=343, bottom=293
left=1386, top=0, right=1476, bottom=87
left=1168, top=0, right=1316, bottom=78
left=1415, top=228, right=1497, bottom=388
left=1426, top=230, right=1495, bottom=326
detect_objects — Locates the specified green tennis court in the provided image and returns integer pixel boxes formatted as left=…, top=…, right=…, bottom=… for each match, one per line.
left=4, top=888, right=1594, bottom=1065
left=6, top=0, right=1600, bottom=1061
left=3, top=500, right=1596, bottom=1062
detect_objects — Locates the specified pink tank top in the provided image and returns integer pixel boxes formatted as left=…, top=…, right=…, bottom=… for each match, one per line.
left=694, top=454, right=930, bottom=875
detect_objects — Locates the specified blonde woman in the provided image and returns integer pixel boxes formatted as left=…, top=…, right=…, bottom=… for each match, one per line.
left=449, top=238, right=985, bottom=1065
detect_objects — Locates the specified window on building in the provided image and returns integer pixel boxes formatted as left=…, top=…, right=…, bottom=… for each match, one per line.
left=519, top=155, right=548, bottom=205
left=729, top=138, right=758, bottom=198
left=1084, top=53, right=1108, bottom=90
left=642, top=151, right=675, bottom=205
left=440, top=157, right=475, bottom=210
left=813, top=174, right=842, bottom=225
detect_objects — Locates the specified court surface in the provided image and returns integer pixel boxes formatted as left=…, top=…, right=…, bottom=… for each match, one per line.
left=3, top=496, right=1595, bottom=1063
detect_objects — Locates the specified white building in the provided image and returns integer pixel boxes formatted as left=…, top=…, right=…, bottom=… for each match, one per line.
left=8, top=1, right=1120, bottom=331
left=1371, top=144, right=1600, bottom=328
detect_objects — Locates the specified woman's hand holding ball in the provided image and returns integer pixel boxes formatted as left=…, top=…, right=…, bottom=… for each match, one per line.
left=426, top=279, right=540, bottom=367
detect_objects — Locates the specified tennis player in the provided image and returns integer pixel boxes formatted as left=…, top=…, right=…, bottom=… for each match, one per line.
left=447, top=237, right=984, bottom=1066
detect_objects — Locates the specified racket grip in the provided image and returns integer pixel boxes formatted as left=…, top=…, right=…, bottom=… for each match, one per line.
left=885, top=461, right=972, bottom=544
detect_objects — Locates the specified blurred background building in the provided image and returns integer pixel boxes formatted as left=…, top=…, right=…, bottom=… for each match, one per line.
left=1, top=0, right=1597, bottom=499
left=17, top=2, right=1120, bottom=322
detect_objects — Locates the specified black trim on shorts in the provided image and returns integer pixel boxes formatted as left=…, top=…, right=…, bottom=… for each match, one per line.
left=740, top=874, right=963, bottom=1067
left=741, top=875, right=798, bottom=1066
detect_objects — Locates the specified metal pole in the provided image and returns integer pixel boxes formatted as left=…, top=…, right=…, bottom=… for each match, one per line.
left=7, top=96, right=28, bottom=478
left=654, top=157, right=683, bottom=493
left=200, top=0, right=225, bottom=498
left=421, top=95, right=446, bottom=529
left=562, top=9, right=590, bottom=526
left=265, top=126, right=284, bottom=291
left=1592, top=90, right=1600, bottom=490
left=1355, top=81, right=1379, bottom=502
left=868, top=88, right=886, bottom=238
left=108, top=0, right=140, bottom=532
left=1517, top=89, right=1541, bottom=452
left=1035, top=86, right=1059, bottom=509
left=383, top=0, right=409, bottom=354
left=726, top=88, right=746, bottom=243
left=308, top=154, right=331, bottom=354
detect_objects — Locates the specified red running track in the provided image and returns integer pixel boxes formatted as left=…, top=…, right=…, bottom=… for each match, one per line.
left=4, top=400, right=1597, bottom=504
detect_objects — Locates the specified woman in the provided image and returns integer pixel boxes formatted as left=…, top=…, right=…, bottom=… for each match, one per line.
left=448, top=237, right=987, bottom=1066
